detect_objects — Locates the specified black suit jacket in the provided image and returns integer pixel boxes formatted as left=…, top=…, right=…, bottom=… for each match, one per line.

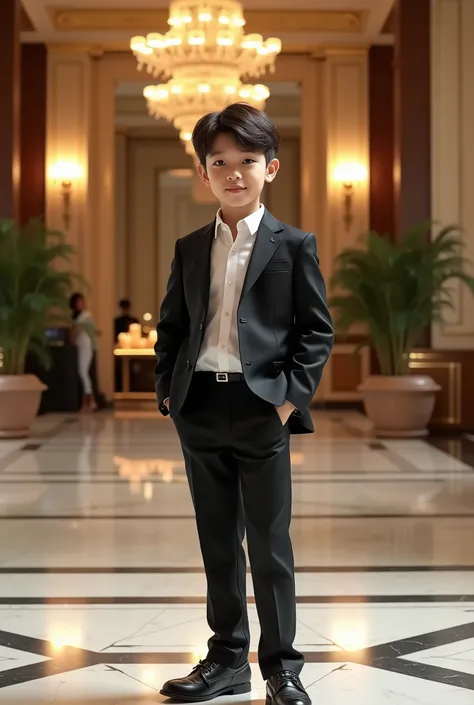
left=154, top=209, right=334, bottom=434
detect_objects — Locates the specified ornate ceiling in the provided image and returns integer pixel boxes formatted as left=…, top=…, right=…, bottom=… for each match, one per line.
left=21, top=0, right=395, bottom=53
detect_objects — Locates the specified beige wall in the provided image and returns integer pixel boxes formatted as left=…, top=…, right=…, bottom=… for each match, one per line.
left=46, top=51, right=369, bottom=400
left=431, top=0, right=474, bottom=350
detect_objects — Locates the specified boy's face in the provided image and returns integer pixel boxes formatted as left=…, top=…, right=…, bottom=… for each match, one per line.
left=197, top=132, right=279, bottom=210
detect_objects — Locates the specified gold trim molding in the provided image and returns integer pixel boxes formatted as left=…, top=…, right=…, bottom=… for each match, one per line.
left=409, top=358, right=462, bottom=425
left=48, top=8, right=365, bottom=34
left=48, top=42, right=369, bottom=56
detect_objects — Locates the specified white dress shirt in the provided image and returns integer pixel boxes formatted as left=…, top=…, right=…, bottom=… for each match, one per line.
left=196, top=204, right=265, bottom=373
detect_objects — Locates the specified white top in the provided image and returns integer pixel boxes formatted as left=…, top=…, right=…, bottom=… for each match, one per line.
left=195, top=204, right=265, bottom=373
left=75, top=310, right=97, bottom=351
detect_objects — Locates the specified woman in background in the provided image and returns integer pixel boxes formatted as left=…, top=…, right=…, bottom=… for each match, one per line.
left=69, top=292, right=98, bottom=413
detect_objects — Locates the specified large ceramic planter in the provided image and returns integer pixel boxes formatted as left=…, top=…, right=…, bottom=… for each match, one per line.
left=357, top=375, right=441, bottom=438
left=0, top=375, right=47, bottom=438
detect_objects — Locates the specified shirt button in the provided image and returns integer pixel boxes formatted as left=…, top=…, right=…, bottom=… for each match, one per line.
left=221, top=344, right=226, bottom=349
left=228, top=280, right=232, bottom=285
left=225, top=312, right=229, bottom=317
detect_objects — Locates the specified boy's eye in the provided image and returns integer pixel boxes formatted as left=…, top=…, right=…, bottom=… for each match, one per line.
left=243, top=159, right=256, bottom=164
left=213, top=160, right=225, bottom=166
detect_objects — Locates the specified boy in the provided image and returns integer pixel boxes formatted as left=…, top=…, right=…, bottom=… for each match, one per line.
left=154, top=103, right=333, bottom=705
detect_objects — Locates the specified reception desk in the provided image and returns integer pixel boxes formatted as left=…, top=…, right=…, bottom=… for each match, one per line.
left=113, top=348, right=157, bottom=409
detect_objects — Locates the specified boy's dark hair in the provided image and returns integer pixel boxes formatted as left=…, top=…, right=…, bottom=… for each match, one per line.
left=192, top=103, right=280, bottom=167
left=69, top=292, right=84, bottom=311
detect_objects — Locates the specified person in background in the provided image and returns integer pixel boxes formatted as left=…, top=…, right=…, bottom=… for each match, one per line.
left=69, top=292, right=98, bottom=413
left=114, top=298, right=139, bottom=343
left=114, top=298, right=139, bottom=392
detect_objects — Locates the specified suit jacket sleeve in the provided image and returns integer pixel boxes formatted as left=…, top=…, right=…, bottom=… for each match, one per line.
left=286, top=232, right=334, bottom=412
left=154, top=239, right=189, bottom=415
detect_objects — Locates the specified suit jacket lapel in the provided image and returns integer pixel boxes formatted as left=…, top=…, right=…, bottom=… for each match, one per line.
left=241, top=210, right=284, bottom=299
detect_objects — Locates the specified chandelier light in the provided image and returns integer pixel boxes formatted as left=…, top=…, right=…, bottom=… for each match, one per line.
left=130, top=0, right=282, bottom=155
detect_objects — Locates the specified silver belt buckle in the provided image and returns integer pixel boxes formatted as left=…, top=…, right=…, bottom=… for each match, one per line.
left=216, top=373, right=228, bottom=382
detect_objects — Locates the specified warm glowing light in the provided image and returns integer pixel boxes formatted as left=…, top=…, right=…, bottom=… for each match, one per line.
left=193, top=645, right=208, bottom=662
left=198, top=7, right=212, bottom=22
left=334, top=162, right=368, bottom=185
left=216, top=31, right=234, bottom=46
left=50, top=629, right=82, bottom=651
left=143, top=312, right=152, bottom=321
left=241, top=33, right=263, bottom=50
left=50, top=161, right=82, bottom=182
left=188, top=30, right=205, bottom=45
left=332, top=621, right=367, bottom=652
left=147, top=33, right=167, bottom=48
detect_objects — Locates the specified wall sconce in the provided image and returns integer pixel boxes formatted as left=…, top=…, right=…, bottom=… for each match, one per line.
left=50, top=161, right=83, bottom=231
left=334, top=162, right=368, bottom=231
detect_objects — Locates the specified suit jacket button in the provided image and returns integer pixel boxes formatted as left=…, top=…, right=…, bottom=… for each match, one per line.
left=270, top=236, right=277, bottom=243
left=245, top=361, right=252, bottom=366
left=239, top=317, right=247, bottom=323
left=185, top=360, right=190, bottom=368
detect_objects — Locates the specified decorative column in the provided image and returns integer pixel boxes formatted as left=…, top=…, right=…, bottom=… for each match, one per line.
left=46, top=50, right=94, bottom=277
left=20, top=44, right=47, bottom=224
left=401, top=0, right=474, bottom=430
left=369, top=46, right=395, bottom=238
left=393, top=0, right=431, bottom=236
left=0, top=0, right=21, bottom=221
left=321, top=49, right=371, bottom=402
left=431, top=0, right=474, bottom=351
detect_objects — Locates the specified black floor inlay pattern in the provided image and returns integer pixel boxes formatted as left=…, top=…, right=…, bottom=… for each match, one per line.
left=0, top=565, right=473, bottom=573
left=427, top=436, right=474, bottom=469
left=0, top=594, right=473, bottom=605
left=1, top=512, right=474, bottom=519
left=1, top=621, right=474, bottom=690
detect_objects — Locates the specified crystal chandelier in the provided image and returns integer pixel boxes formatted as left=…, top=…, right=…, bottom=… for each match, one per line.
left=130, top=0, right=281, bottom=155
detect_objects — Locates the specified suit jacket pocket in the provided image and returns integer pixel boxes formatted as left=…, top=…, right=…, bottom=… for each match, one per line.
left=263, top=259, right=292, bottom=273
left=273, top=360, right=285, bottom=377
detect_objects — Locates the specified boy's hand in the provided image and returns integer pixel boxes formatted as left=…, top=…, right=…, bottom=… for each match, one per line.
left=275, top=400, right=296, bottom=426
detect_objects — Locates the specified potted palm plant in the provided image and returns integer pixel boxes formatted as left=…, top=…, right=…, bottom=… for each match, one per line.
left=0, top=219, right=81, bottom=438
left=329, top=224, right=474, bottom=437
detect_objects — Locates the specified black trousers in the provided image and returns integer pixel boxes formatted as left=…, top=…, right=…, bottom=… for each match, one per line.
left=174, top=373, right=303, bottom=680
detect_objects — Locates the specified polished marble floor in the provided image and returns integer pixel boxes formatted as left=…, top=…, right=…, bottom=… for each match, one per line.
left=1, top=410, right=474, bottom=703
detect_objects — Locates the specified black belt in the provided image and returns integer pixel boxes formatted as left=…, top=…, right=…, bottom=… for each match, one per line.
left=194, top=372, right=245, bottom=383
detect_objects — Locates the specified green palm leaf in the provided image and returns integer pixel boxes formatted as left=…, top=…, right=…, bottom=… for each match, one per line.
left=0, top=218, right=84, bottom=375
left=329, top=224, right=474, bottom=375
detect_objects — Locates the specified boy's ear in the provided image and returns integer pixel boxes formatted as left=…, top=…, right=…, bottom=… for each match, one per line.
left=265, top=158, right=280, bottom=183
left=197, top=163, right=211, bottom=187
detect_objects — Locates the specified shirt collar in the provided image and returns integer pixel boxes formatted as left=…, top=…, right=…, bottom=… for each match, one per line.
left=215, top=204, right=265, bottom=239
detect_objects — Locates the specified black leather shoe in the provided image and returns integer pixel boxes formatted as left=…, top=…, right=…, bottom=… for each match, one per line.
left=160, top=659, right=252, bottom=702
left=266, top=671, right=311, bottom=705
